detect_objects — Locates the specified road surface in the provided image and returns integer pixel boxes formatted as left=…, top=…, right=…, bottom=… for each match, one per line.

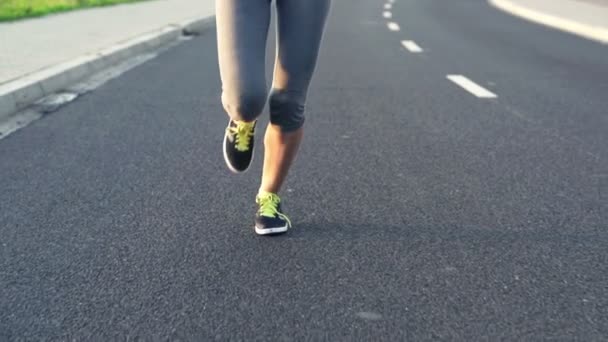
left=1, top=0, right=607, bottom=339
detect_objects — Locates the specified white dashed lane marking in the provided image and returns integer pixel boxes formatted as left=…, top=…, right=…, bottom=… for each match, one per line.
left=401, top=40, right=423, bottom=53
left=382, top=1, right=495, bottom=102
left=446, top=75, right=498, bottom=98
left=387, top=22, right=400, bottom=31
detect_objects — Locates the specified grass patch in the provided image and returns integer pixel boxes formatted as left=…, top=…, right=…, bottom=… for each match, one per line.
left=0, top=0, right=151, bottom=22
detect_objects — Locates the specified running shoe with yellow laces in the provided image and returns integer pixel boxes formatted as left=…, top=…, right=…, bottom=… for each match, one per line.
left=255, top=191, right=291, bottom=235
left=223, top=119, right=256, bottom=173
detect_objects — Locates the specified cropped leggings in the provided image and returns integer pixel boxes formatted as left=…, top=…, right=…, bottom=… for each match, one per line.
left=216, top=0, right=330, bottom=132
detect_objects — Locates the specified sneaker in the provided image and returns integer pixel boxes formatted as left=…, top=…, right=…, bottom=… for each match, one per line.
left=223, top=120, right=256, bottom=173
left=255, top=192, right=291, bottom=235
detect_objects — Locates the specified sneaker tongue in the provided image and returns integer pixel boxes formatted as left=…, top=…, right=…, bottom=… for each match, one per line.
left=258, top=193, right=281, bottom=217
left=259, top=206, right=278, bottom=218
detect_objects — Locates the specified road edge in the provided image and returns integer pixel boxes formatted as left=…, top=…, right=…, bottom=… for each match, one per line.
left=0, top=16, right=215, bottom=122
left=489, top=0, right=608, bottom=44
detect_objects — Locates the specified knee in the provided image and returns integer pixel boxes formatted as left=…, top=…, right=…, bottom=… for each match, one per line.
left=222, top=88, right=267, bottom=122
left=268, top=89, right=306, bottom=132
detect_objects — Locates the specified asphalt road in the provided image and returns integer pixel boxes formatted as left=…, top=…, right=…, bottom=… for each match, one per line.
left=1, top=0, right=607, bottom=340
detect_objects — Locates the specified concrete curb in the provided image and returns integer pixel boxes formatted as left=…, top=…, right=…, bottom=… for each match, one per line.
left=489, top=0, right=608, bottom=44
left=0, top=16, right=215, bottom=121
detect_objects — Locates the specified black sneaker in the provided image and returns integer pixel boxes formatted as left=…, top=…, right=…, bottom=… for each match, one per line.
left=255, top=192, right=291, bottom=235
left=223, top=120, right=256, bottom=173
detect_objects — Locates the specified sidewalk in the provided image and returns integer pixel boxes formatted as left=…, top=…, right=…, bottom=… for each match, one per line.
left=0, top=0, right=214, bottom=85
left=490, top=0, right=608, bottom=43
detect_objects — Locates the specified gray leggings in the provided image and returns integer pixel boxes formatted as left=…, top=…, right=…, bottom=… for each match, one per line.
left=216, top=0, right=330, bottom=132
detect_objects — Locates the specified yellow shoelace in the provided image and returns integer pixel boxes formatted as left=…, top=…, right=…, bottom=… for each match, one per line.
left=256, top=192, right=292, bottom=227
left=228, top=121, right=255, bottom=152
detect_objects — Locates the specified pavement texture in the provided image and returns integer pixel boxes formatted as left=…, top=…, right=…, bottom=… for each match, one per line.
left=0, top=0, right=214, bottom=84
left=1, top=0, right=607, bottom=339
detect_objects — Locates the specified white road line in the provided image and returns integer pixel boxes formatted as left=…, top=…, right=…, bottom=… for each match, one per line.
left=401, top=40, right=423, bottom=53
left=383, top=11, right=392, bottom=18
left=446, top=75, right=498, bottom=98
left=387, top=22, right=400, bottom=31
left=490, top=0, right=608, bottom=44
left=384, top=3, right=392, bottom=9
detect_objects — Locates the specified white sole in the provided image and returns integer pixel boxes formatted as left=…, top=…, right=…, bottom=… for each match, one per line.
left=255, top=225, right=289, bottom=235
left=222, top=125, right=254, bottom=174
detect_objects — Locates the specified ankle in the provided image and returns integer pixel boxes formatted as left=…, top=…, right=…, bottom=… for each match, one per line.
left=234, top=119, right=256, bottom=125
left=258, top=189, right=279, bottom=197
